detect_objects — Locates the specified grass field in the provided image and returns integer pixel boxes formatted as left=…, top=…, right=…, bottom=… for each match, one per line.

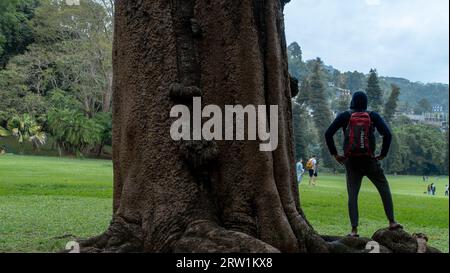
left=0, top=154, right=448, bottom=253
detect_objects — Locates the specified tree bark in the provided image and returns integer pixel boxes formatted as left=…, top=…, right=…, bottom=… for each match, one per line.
left=102, top=71, right=113, bottom=113
left=78, top=0, right=440, bottom=254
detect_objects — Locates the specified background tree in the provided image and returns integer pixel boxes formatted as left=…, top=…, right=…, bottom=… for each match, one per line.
left=414, top=98, right=433, bottom=115
left=287, top=42, right=308, bottom=81
left=384, top=133, right=404, bottom=174
left=306, top=58, right=334, bottom=168
left=0, top=126, right=11, bottom=137
left=366, top=69, right=384, bottom=113
left=0, top=0, right=37, bottom=67
left=444, top=130, right=449, bottom=175
left=6, top=113, right=46, bottom=153
left=93, top=111, right=112, bottom=156
left=292, top=78, right=316, bottom=161
left=0, top=0, right=114, bottom=157
left=381, top=84, right=402, bottom=173
left=383, top=84, right=401, bottom=124
left=47, top=109, right=101, bottom=156
left=394, top=124, right=447, bottom=175
left=342, top=71, right=366, bottom=92
left=292, top=101, right=309, bottom=161
left=30, top=0, right=113, bottom=116
left=333, top=93, right=351, bottom=162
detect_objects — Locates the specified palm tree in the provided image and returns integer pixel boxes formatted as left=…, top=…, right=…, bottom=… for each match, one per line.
left=47, top=109, right=102, bottom=156
left=0, top=126, right=10, bottom=154
left=0, top=126, right=10, bottom=137
left=7, top=114, right=46, bottom=153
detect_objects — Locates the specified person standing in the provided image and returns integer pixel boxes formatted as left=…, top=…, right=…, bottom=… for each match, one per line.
left=306, top=155, right=318, bottom=186
left=445, top=185, right=449, bottom=197
left=431, top=183, right=436, bottom=196
left=296, top=159, right=305, bottom=185
left=325, top=91, right=402, bottom=237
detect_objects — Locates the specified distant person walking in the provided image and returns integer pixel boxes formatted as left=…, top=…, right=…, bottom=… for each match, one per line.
left=427, top=184, right=432, bottom=195
left=296, top=159, right=305, bottom=185
left=306, top=156, right=318, bottom=186
left=325, top=91, right=402, bottom=237
left=445, top=185, right=449, bottom=197
left=431, top=183, right=436, bottom=196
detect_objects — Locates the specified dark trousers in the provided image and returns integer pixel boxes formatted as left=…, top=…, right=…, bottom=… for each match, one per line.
left=345, top=157, right=395, bottom=228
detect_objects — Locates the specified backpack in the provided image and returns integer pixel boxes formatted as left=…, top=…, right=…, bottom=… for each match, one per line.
left=306, top=159, right=314, bottom=170
left=344, top=111, right=375, bottom=157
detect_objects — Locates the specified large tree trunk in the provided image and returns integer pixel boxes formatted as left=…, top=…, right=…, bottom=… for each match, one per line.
left=78, top=0, right=440, bottom=254
left=102, top=71, right=113, bottom=113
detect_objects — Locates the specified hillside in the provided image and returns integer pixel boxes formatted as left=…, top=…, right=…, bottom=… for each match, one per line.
left=287, top=42, right=449, bottom=112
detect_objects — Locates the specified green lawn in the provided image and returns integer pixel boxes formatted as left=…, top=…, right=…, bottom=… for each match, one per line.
left=0, top=154, right=113, bottom=253
left=300, top=174, right=449, bottom=252
left=0, top=154, right=448, bottom=252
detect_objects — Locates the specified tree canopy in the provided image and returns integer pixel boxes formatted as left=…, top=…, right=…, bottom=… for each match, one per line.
left=0, top=0, right=113, bottom=156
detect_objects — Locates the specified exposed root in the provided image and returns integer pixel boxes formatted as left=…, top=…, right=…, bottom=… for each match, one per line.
left=286, top=212, right=329, bottom=253
left=303, top=230, right=331, bottom=253
left=371, top=228, right=417, bottom=253
left=74, top=218, right=441, bottom=253
left=323, top=228, right=442, bottom=253
left=77, top=218, right=143, bottom=253
left=323, top=235, right=392, bottom=253
left=372, top=228, right=441, bottom=253
left=170, top=220, right=280, bottom=253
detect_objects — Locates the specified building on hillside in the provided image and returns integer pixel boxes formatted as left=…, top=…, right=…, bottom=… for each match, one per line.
left=403, top=112, right=449, bottom=131
left=423, top=112, right=448, bottom=128
left=334, top=87, right=352, bottom=99
left=432, top=105, right=444, bottom=113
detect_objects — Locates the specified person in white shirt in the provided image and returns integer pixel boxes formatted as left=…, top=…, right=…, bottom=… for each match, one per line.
left=306, top=155, right=318, bottom=186
left=296, top=159, right=305, bottom=185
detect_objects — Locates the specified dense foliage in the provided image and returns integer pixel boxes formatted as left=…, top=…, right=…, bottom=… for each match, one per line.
left=0, top=0, right=113, bottom=156
left=0, top=0, right=38, bottom=67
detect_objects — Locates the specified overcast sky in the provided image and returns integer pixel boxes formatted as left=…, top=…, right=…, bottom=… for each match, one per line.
left=285, top=0, right=449, bottom=84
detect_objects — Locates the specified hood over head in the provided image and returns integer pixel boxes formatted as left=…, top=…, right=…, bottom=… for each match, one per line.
left=350, top=91, right=368, bottom=111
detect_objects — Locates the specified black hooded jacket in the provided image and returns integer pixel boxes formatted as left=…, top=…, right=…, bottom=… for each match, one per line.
left=325, top=91, right=392, bottom=157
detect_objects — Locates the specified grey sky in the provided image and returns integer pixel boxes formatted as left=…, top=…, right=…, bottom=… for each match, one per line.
left=285, top=0, right=449, bottom=84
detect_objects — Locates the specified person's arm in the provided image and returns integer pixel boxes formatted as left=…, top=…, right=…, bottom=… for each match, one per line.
left=325, top=112, right=349, bottom=156
left=371, top=112, right=392, bottom=158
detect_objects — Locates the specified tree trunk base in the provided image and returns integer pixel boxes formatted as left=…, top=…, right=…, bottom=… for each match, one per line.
left=77, top=218, right=143, bottom=253
left=75, top=219, right=441, bottom=253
